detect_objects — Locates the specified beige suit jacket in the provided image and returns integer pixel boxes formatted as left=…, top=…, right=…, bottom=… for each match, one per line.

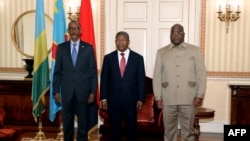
left=153, top=42, right=207, bottom=105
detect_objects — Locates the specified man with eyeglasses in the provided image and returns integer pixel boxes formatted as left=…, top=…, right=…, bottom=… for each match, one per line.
left=153, top=24, right=207, bottom=141
left=53, top=21, right=98, bottom=141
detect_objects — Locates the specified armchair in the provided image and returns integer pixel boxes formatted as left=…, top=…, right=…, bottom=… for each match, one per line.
left=0, top=108, right=22, bottom=141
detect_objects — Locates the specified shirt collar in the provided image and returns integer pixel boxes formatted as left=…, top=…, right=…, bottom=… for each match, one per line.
left=118, top=48, right=130, bottom=55
left=170, top=42, right=186, bottom=49
left=71, top=39, right=80, bottom=47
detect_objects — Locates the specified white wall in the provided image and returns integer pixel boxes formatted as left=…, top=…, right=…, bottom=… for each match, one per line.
left=200, top=77, right=250, bottom=133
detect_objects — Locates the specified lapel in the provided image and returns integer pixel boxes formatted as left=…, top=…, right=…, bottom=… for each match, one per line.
left=113, top=51, right=120, bottom=76
left=124, top=51, right=134, bottom=77
left=74, top=41, right=85, bottom=68
left=66, top=40, right=83, bottom=68
left=65, top=41, right=72, bottom=64
left=115, top=50, right=134, bottom=78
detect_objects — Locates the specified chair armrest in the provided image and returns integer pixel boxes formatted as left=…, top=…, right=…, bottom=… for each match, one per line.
left=0, top=108, right=5, bottom=128
left=0, top=119, right=3, bottom=128
left=152, top=102, right=164, bottom=127
left=99, top=109, right=109, bottom=120
left=157, top=111, right=163, bottom=127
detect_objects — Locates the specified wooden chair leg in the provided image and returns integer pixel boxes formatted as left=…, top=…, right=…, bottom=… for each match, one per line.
left=193, top=117, right=200, bottom=141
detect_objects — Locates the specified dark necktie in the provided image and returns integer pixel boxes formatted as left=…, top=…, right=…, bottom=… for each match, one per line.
left=72, top=44, right=77, bottom=66
left=120, top=52, right=126, bottom=77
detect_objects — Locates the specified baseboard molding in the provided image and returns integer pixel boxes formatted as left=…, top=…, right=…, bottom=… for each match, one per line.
left=0, top=72, right=26, bottom=80
left=199, top=121, right=228, bottom=133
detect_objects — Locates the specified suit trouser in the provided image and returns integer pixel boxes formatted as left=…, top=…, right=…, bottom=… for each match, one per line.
left=163, top=105, right=196, bottom=141
left=109, top=106, right=137, bottom=141
left=62, top=94, right=88, bottom=141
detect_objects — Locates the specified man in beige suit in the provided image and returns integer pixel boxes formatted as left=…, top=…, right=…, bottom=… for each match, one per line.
left=153, top=24, right=207, bottom=141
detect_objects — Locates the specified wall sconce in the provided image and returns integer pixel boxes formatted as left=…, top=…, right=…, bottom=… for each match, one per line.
left=68, top=6, right=80, bottom=21
left=217, top=2, right=241, bottom=33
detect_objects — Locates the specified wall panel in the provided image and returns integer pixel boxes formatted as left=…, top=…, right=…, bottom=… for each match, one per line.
left=204, top=0, right=250, bottom=76
left=0, top=0, right=53, bottom=70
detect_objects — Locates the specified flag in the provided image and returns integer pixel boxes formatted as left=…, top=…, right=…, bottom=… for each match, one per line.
left=79, top=0, right=99, bottom=133
left=32, top=0, right=50, bottom=122
left=49, top=0, right=68, bottom=122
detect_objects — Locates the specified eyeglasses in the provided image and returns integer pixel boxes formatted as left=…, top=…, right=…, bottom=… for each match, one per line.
left=171, top=31, right=184, bottom=35
left=68, top=27, right=80, bottom=32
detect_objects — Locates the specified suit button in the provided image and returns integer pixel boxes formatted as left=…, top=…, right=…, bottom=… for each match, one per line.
left=176, top=65, right=179, bottom=67
left=177, top=85, right=179, bottom=88
left=176, top=75, right=179, bottom=77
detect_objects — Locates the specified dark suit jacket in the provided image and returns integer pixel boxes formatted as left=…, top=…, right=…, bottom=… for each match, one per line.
left=53, top=40, right=98, bottom=102
left=100, top=50, right=146, bottom=108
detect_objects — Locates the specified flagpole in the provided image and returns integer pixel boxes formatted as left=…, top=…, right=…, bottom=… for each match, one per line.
left=34, top=114, right=46, bottom=140
left=56, top=111, right=64, bottom=141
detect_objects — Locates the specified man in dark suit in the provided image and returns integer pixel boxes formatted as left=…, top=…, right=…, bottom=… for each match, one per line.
left=100, top=31, right=146, bottom=141
left=53, top=21, right=98, bottom=141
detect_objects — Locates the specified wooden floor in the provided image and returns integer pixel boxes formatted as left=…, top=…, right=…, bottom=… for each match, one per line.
left=21, top=129, right=223, bottom=141
left=88, top=129, right=224, bottom=141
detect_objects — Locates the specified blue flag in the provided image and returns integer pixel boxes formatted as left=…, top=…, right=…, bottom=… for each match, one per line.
left=49, top=0, right=68, bottom=122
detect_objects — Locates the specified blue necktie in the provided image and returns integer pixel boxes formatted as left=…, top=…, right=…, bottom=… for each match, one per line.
left=72, top=44, right=77, bottom=66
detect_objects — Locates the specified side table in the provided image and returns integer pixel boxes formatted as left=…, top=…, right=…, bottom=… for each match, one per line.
left=194, top=107, right=215, bottom=141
